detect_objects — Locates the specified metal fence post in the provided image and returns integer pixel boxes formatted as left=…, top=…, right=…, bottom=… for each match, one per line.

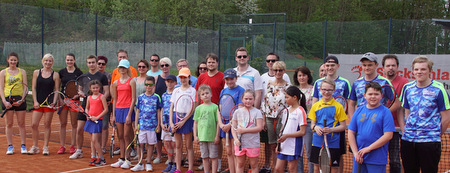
left=144, top=20, right=147, bottom=59
left=322, top=20, right=327, bottom=60
left=273, top=22, right=276, bottom=53
left=185, top=25, right=188, bottom=60
left=388, top=18, right=392, bottom=53
left=95, top=14, right=98, bottom=56
left=41, top=7, right=44, bottom=58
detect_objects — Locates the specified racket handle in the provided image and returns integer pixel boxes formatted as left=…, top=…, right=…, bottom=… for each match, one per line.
left=277, top=143, right=281, bottom=152
left=357, top=163, right=361, bottom=173
left=239, top=145, right=242, bottom=151
left=0, top=109, right=8, bottom=118
left=225, top=133, right=229, bottom=146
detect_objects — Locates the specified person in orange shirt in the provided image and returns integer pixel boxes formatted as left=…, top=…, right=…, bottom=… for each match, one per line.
left=111, top=49, right=138, bottom=84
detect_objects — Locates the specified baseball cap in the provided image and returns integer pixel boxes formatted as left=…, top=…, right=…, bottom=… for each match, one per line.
left=165, top=74, right=177, bottom=82
left=117, top=59, right=130, bottom=68
left=324, top=55, right=339, bottom=64
left=223, top=68, right=237, bottom=79
left=361, top=52, right=378, bottom=63
left=178, top=67, right=191, bottom=77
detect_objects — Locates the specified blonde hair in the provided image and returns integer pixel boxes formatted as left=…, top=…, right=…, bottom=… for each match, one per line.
left=320, top=78, right=336, bottom=89
left=198, top=84, right=211, bottom=96
left=272, top=61, right=286, bottom=70
left=412, top=56, right=433, bottom=71
left=42, top=53, right=54, bottom=67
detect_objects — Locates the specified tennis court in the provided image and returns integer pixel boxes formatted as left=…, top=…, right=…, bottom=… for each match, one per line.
left=1, top=111, right=450, bottom=172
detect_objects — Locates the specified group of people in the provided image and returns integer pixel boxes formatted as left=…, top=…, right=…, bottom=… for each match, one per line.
left=1, top=47, right=449, bottom=173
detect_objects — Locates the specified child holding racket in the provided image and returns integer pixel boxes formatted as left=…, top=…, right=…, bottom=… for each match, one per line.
left=193, top=85, right=220, bottom=173
left=169, top=67, right=196, bottom=173
left=231, top=89, right=263, bottom=173
left=130, top=76, right=161, bottom=172
left=274, top=86, right=307, bottom=173
left=160, top=75, right=177, bottom=173
left=85, top=80, right=108, bottom=166
left=348, top=82, right=395, bottom=173
left=309, top=78, right=347, bottom=173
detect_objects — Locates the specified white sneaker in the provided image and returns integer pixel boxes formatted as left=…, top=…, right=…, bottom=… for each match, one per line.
left=121, top=160, right=131, bottom=169
left=111, top=159, right=124, bottom=168
left=20, top=145, right=27, bottom=154
left=27, top=146, right=39, bottom=155
left=153, top=157, right=161, bottom=164
left=130, top=148, right=137, bottom=157
left=6, top=145, right=14, bottom=155
left=217, top=159, right=222, bottom=172
left=131, top=164, right=145, bottom=172
left=165, top=159, right=170, bottom=165
left=69, top=150, right=83, bottom=159
left=145, top=163, right=153, bottom=172
left=42, top=146, right=49, bottom=155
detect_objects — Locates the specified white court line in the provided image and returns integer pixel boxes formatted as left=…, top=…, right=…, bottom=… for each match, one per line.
left=59, top=165, right=107, bottom=173
left=0, top=130, right=72, bottom=137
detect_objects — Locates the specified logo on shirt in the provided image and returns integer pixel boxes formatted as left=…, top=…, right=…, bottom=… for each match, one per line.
left=360, top=113, right=377, bottom=123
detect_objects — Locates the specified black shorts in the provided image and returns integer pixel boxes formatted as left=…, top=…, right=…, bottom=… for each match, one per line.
left=260, top=130, right=269, bottom=143
left=310, top=146, right=342, bottom=167
left=340, top=131, right=346, bottom=154
left=1, top=96, right=27, bottom=111
left=77, top=99, right=87, bottom=121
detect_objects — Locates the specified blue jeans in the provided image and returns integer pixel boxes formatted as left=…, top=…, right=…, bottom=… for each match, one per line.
left=297, top=121, right=313, bottom=173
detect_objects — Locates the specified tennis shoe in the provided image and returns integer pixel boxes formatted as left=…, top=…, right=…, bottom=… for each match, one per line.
left=113, top=147, right=121, bottom=155
left=27, top=146, right=39, bottom=155
left=121, top=160, right=131, bottom=169
left=153, top=157, right=161, bottom=164
left=165, top=159, right=170, bottom=165
left=6, top=145, right=14, bottom=155
left=42, top=146, right=49, bottom=155
left=111, top=159, right=124, bottom=168
left=69, top=145, right=76, bottom=154
left=186, top=170, right=194, bottom=173
left=69, top=150, right=83, bottom=159
left=57, top=146, right=66, bottom=154
left=131, top=163, right=144, bottom=172
left=95, top=158, right=106, bottom=166
left=130, top=148, right=137, bottom=157
left=169, top=165, right=178, bottom=173
left=162, top=164, right=172, bottom=173
left=146, top=163, right=153, bottom=172
left=21, top=145, right=27, bottom=154
left=172, top=169, right=181, bottom=173
left=89, top=158, right=96, bottom=166
left=196, top=163, right=203, bottom=171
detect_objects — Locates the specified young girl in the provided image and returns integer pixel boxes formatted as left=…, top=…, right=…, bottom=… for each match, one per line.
left=85, top=80, right=108, bottom=166
left=274, top=86, right=307, bottom=173
left=169, top=68, right=196, bottom=173
left=231, top=89, right=263, bottom=173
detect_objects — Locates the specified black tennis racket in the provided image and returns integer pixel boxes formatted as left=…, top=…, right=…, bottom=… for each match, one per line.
left=110, top=122, right=116, bottom=158
left=275, top=103, right=289, bottom=152
left=234, top=108, right=253, bottom=151
left=174, top=94, right=194, bottom=133
left=319, top=118, right=331, bottom=173
left=76, top=75, right=92, bottom=101
left=334, top=96, right=348, bottom=113
left=219, top=94, right=237, bottom=146
left=381, top=84, right=397, bottom=108
left=1, top=82, right=28, bottom=118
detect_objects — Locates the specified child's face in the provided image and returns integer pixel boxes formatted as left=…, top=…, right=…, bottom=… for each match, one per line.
left=144, top=80, right=155, bottom=92
left=199, top=89, right=212, bottom=102
left=242, top=92, right=255, bottom=108
left=320, top=83, right=335, bottom=101
left=179, top=76, right=189, bottom=85
left=364, top=87, right=382, bottom=107
left=90, top=84, right=100, bottom=94
left=165, top=79, right=176, bottom=89
left=285, top=94, right=296, bottom=106
left=225, top=77, right=237, bottom=88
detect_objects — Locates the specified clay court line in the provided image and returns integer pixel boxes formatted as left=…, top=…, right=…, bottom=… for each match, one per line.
left=59, top=165, right=107, bottom=173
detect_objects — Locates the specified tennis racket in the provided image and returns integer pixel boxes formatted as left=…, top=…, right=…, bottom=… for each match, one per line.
left=174, top=94, right=194, bottom=133
left=110, top=122, right=116, bottom=158
left=234, top=108, right=253, bottom=151
left=357, top=163, right=362, bottom=173
left=320, top=118, right=331, bottom=173
left=76, top=75, right=92, bottom=101
left=64, top=80, right=78, bottom=99
left=334, top=96, right=348, bottom=113
left=219, top=94, right=237, bottom=146
left=275, top=103, right=289, bottom=152
left=125, top=127, right=143, bottom=167
left=1, top=82, right=28, bottom=118
left=63, top=97, right=98, bottom=123
left=381, top=84, right=396, bottom=108
left=34, top=91, right=66, bottom=110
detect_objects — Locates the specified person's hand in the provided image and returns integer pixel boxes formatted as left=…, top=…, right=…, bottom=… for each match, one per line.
left=277, top=134, right=287, bottom=143
left=4, top=101, right=12, bottom=109
left=315, top=126, right=324, bottom=136
left=193, top=136, right=199, bottom=144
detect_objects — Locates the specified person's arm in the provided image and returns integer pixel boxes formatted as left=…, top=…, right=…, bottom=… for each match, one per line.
left=156, top=108, right=161, bottom=133
left=110, top=81, right=117, bottom=124
left=348, top=129, right=362, bottom=164
left=357, top=131, right=393, bottom=158
left=311, top=97, right=319, bottom=105
left=255, top=89, right=262, bottom=109
left=389, top=98, right=401, bottom=113
left=96, top=95, right=108, bottom=120
left=102, top=76, right=110, bottom=100
left=347, top=99, right=356, bottom=121
left=31, top=70, right=39, bottom=109
left=215, top=117, right=221, bottom=144
left=134, top=109, right=140, bottom=133
left=53, top=72, right=60, bottom=92
left=324, top=120, right=346, bottom=134
left=279, top=125, right=306, bottom=143
left=397, top=107, right=406, bottom=133
left=126, top=79, right=136, bottom=124
left=0, top=70, right=9, bottom=108
left=238, top=118, right=263, bottom=134
left=85, top=96, right=91, bottom=120
left=441, top=109, right=450, bottom=134
left=169, top=102, right=175, bottom=133
left=193, top=120, right=199, bottom=144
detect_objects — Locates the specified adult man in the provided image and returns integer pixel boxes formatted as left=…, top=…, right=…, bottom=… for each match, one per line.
left=97, top=56, right=112, bottom=154
left=70, top=55, right=109, bottom=159
left=399, top=56, right=450, bottom=173
left=232, top=47, right=263, bottom=108
left=175, top=59, right=197, bottom=88
left=111, top=49, right=138, bottom=83
left=348, top=52, right=398, bottom=119
left=311, top=55, right=351, bottom=173
left=382, top=54, right=408, bottom=173
left=319, top=63, right=327, bottom=78
left=146, top=54, right=162, bottom=77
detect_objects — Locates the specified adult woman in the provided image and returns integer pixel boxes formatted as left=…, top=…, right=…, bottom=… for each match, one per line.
left=293, top=66, right=314, bottom=173
left=29, top=53, right=61, bottom=155
left=261, top=61, right=291, bottom=170
left=110, top=59, right=137, bottom=168
left=57, top=53, right=83, bottom=154
left=135, top=60, right=149, bottom=97
left=195, top=61, right=207, bottom=77
left=0, top=52, right=28, bottom=155
left=154, top=57, right=172, bottom=97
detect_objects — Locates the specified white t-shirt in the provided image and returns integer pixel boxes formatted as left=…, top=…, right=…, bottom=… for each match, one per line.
left=280, top=106, right=307, bottom=156
left=230, top=65, right=263, bottom=91
left=170, top=86, right=196, bottom=112
left=232, top=107, right=263, bottom=148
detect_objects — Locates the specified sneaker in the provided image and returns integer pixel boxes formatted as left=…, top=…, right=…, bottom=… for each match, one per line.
left=69, top=145, right=76, bottom=154
left=130, top=148, right=137, bottom=157
left=145, top=163, right=153, bottom=172
left=221, top=168, right=230, bottom=173
left=111, top=158, right=124, bottom=168
left=95, top=158, right=106, bottom=166
left=182, top=160, right=189, bottom=168
left=217, top=160, right=222, bottom=172
left=42, top=146, right=49, bottom=155
left=20, top=145, right=27, bottom=154
left=130, top=163, right=144, bottom=172
left=186, top=170, right=194, bottom=173
left=259, top=167, right=271, bottom=173
left=69, top=150, right=83, bottom=159
left=162, top=164, right=172, bottom=173
left=121, top=160, right=131, bottom=169
left=6, top=145, right=14, bottom=155
left=196, top=163, right=203, bottom=171
left=102, top=148, right=106, bottom=155
left=165, top=160, right=170, bottom=165
left=173, top=170, right=181, bottom=173
left=153, top=157, right=161, bottom=164
left=89, top=158, right=97, bottom=166
left=27, top=146, right=39, bottom=155
left=113, top=147, right=120, bottom=155
left=57, top=146, right=66, bottom=154
left=169, top=165, right=177, bottom=173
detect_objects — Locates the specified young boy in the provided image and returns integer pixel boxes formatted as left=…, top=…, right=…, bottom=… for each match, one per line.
left=348, top=82, right=395, bottom=173
left=218, top=68, right=245, bottom=173
left=160, top=75, right=177, bottom=173
left=193, top=85, right=220, bottom=173
left=131, top=76, right=161, bottom=172
left=309, top=78, right=347, bottom=173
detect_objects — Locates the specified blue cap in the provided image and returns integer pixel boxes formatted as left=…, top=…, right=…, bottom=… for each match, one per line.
left=165, top=74, right=177, bottom=82
left=223, top=68, right=237, bottom=79
left=117, top=59, right=130, bottom=68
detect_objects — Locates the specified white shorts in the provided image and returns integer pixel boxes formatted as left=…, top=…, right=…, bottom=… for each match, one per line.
left=161, top=130, right=175, bottom=142
left=138, top=130, right=157, bottom=145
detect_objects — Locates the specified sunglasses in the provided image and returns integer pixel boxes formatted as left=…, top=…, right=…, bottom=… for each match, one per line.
left=145, top=83, right=155, bottom=87
left=199, top=67, right=207, bottom=70
left=150, top=59, right=159, bottom=62
left=160, top=64, right=170, bottom=67
left=273, top=69, right=284, bottom=72
left=266, top=59, right=277, bottom=63
left=97, top=62, right=106, bottom=66
left=138, top=65, right=147, bottom=68
left=237, top=55, right=248, bottom=59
